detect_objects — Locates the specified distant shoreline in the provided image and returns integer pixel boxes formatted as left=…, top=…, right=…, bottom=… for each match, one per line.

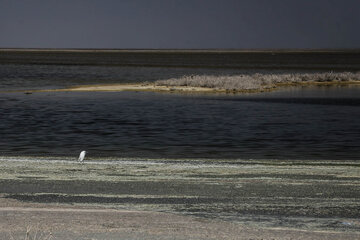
left=2, top=49, right=359, bottom=71
left=1, top=48, right=360, bottom=53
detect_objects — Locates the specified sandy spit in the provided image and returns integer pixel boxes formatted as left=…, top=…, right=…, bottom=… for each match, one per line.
left=34, top=83, right=217, bottom=93
left=21, top=80, right=359, bottom=95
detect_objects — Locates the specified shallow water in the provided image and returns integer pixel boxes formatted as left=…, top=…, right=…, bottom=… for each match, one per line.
left=0, top=86, right=359, bottom=160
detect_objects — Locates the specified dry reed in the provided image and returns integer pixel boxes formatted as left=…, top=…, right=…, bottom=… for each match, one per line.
left=155, top=72, right=360, bottom=91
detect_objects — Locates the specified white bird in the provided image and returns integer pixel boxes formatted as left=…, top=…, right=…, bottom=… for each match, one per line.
left=78, top=150, right=86, bottom=163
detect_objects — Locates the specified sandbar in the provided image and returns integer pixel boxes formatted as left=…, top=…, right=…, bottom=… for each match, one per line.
left=20, top=80, right=359, bottom=95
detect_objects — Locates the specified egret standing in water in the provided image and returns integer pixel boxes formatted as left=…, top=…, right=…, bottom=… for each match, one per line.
left=78, top=150, right=86, bottom=163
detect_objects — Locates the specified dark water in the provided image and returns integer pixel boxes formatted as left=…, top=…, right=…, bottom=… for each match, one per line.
left=0, top=87, right=359, bottom=160
left=0, top=50, right=359, bottom=160
left=1, top=50, right=360, bottom=70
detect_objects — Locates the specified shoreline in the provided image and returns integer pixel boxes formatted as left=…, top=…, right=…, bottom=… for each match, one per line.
left=1, top=158, right=360, bottom=237
left=2, top=48, right=360, bottom=53
left=2, top=204, right=359, bottom=240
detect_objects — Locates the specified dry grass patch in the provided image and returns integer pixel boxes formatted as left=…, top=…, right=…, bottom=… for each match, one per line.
left=155, top=72, right=360, bottom=91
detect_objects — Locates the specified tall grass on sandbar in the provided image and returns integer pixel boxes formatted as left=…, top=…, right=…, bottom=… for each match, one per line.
left=155, top=72, right=360, bottom=91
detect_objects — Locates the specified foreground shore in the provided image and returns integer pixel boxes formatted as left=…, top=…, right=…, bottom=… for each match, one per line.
left=2, top=205, right=360, bottom=240
left=1, top=158, right=360, bottom=239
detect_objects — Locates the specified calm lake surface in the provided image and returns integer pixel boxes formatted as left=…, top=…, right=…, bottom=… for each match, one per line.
left=0, top=50, right=359, bottom=160
left=0, top=87, right=359, bottom=160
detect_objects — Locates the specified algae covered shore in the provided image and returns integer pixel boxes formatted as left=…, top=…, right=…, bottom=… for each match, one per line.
left=1, top=157, right=360, bottom=239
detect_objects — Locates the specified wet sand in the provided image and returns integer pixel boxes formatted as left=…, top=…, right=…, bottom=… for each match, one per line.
left=0, top=158, right=360, bottom=239
left=2, top=205, right=360, bottom=240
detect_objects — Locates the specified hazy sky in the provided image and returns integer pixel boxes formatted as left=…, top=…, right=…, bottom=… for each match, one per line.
left=0, top=0, right=359, bottom=49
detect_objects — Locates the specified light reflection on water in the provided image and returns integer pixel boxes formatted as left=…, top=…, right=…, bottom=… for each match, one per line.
left=0, top=86, right=359, bottom=160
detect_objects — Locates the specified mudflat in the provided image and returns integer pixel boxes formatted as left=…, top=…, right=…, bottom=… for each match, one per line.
left=0, top=158, right=360, bottom=239
left=2, top=205, right=360, bottom=240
